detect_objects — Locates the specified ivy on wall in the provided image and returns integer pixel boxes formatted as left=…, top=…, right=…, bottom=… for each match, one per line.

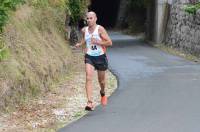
left=184, top=2, right=200, bottom=14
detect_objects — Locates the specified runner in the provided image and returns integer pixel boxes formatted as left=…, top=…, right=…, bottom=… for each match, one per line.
left=75, top=11, right=112, bottom=111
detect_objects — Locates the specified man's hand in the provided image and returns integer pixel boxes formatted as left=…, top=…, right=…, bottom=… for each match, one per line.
left=75, top=43, right=82, bottom=48
left=91, top=38, right=102, bottom=45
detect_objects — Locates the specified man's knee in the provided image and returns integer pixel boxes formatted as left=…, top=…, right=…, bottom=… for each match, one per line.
left=86, top=76, right=93, bottom=83
left=99, top=80, right=105, bottom=86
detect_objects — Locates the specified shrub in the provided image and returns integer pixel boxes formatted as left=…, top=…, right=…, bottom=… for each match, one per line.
left=184, top=2, right=200, bottom=14
left=66, top=0, right=88, bottom=25
left=0, top=0, right=25, bottom=32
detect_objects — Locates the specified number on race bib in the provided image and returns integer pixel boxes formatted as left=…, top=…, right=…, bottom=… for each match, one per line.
left=91, top=45, right=97, bottom=50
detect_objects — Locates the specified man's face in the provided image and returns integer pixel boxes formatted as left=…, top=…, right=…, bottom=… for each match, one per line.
left=86, top=13, right=97, bottom=27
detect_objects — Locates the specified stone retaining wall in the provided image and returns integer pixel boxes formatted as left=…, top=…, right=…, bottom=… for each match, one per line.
left=165, top=2, right=200, bottom=56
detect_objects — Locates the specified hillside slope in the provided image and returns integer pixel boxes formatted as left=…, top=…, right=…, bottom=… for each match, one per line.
left=0, top=3, right=71, bottom=110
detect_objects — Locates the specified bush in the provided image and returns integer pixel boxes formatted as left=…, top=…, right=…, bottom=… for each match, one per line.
left=66, top=0, right=88, bottom=25
left=0, top=0, right=25, bottom=32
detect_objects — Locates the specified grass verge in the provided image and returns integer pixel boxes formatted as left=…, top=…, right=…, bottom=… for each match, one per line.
left=153, top=43, right=200, bottom=63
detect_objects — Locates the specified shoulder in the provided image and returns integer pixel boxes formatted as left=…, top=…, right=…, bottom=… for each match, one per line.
left=98, top=25, right=105, bottom=31
left=98, top=25, right=106, bottom=33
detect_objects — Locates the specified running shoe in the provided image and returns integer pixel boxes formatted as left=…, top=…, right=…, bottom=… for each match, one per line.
left=100, top=91, right=107, bottom=106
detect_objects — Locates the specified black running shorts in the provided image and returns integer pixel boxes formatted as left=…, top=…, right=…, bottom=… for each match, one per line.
left=85, top=54, right=108, bottom=71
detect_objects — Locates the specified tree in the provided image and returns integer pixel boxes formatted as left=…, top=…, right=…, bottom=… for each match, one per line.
left=65, top=0, right=89, bottom=45
left=66, top=0, right=88, bottom=25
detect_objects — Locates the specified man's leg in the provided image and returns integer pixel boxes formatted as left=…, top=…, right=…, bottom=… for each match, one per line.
left=97, top=70, right=106, bottom=93
left=85, top=63, right=95, bottom=102
left=98, top=70, right=107, bottom=106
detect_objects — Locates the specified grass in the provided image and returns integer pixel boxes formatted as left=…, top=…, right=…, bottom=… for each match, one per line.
left=153, top=43, right=200, bottom=62
left=0, top=47, right=9, bottom=61
left=0, top=36, right=9, bottom=61
left=0, top=4, right=72, bottom=111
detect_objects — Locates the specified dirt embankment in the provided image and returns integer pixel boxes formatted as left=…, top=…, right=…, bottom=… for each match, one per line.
left=0, top=4, right=71, bottom=110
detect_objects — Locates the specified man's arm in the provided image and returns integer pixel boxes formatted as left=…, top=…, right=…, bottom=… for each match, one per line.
left=98, top=26, right=112, bottom=46
left=75, top=28, right=86, bottom=47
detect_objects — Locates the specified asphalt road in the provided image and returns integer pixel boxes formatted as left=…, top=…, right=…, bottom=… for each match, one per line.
left=59, top=32, right=200, bottom=132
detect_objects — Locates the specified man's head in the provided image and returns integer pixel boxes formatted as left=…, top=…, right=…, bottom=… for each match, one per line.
left=86, top=11, right=97, bottom=27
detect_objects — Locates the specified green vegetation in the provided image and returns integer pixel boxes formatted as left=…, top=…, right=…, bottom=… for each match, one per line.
left=31, top=0, right=66, bottom=9
left=0, top=0, right=77, bottom=110
left=0, top=0, right=89, bottom=111
left=154, top=43, right=200, bottom=62
left=0, top=0, right=25, bottom=61
left=0, top=36, right=9, bottom=61
left=0, top=46, right=9, bottom=61
left=0, top=0, right=25, bottom=32
left=184, top=2, right=200, bottom=14
left=66, top=0, right=89, bottom=25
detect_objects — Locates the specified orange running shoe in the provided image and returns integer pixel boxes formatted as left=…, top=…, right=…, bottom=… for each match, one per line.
left=100, top=91, right=107, bottom=106
left=101, top=96, right=107, bottom=106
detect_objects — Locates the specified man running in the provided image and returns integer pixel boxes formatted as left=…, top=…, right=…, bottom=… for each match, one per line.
left=75, top=11, right=112, bottom=111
